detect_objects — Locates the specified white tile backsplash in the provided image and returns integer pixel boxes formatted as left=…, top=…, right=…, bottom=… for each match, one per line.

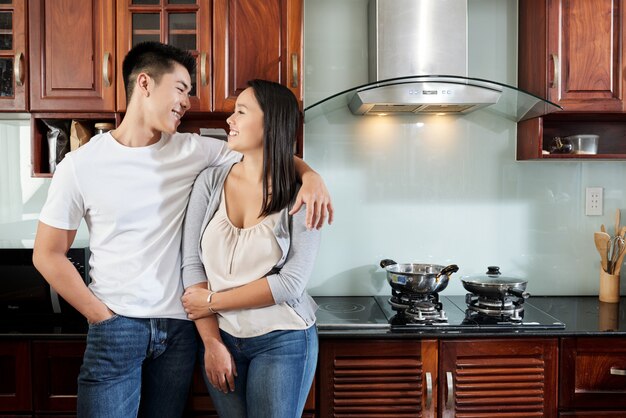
left=304, top=0, right=626, bottom=296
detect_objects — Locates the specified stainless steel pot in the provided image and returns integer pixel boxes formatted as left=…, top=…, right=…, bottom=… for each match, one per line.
left=380, top=259, right=459, bottom=294
left=461, top=266, right=529, bottom=299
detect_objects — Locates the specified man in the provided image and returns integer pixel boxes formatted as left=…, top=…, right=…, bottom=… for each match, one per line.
left=33, top=42, right=332, bottom=418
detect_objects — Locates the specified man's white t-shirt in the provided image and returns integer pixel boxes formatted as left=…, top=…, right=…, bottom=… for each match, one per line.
left=39, top=132, right=239, bottom=320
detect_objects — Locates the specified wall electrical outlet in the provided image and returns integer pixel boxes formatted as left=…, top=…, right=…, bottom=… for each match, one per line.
left=585, top=187, right=603, bottom=216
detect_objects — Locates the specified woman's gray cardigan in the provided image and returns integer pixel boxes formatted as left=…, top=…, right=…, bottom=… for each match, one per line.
left=181, top=163, right=321, bottom=326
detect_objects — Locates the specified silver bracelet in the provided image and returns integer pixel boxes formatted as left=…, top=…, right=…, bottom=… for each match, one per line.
left=206, top=291, right=217, bottom=314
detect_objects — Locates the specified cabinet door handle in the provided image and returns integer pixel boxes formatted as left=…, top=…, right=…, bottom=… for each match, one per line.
left=291, top=53, right=298, bottom=88
left=14, top=51, right=24, bottom=87
left=200, top=52, right=207, bottom=86
left=103, top=52, right=112, bottom=87
left=611, top=367, right=626, bottom=376
left=446, top=371, right=454, bottom=409
left=425, top=371, right=433, bottom=409
left=550, top=53, right=559, bottom=89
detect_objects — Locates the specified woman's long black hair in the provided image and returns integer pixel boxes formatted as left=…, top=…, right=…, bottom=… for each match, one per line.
left=248, top=79, right=300, bottom=216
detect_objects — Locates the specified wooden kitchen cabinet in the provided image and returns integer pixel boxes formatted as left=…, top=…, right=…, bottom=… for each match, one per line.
left=318, top=339, right=438, bottom=418
left=559, top=337, right=626, bottom=415
left=0, top=0, right=28, bottom=111
left=0, top=341, right=31, bottom=413
left=213, top=0, right=303, bottom=113
left=115, top=0, right=211, bottom=112
left=28, top=0, right=116, bottom=112
left=519, top=0, right=623, bottom=112
left=115, top=0, right=303, bottom=113
left=440, top=338, right=559, bottom=418
left=517, top=0, right=626, bottom=160
left=318, top=338, right=558, bottom=418
left=32, top=340, right=85, bottom=413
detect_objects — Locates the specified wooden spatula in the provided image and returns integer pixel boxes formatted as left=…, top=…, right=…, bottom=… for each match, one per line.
left=594, top=231, right=611, bottom=272
left=616, top=209, right=621, bottom=237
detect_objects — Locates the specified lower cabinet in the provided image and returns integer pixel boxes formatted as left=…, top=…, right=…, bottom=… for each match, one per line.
left=318, top=338, right=558, bottom=418
left=0, top=341, right=31, bottom=412
left=559, top=337, right=626, bottom=416
left=0, top=338, right=315, bottom=417
left=439, top=338, right=558, bottom=418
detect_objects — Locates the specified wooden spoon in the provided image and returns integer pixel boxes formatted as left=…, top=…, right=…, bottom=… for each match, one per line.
left=616, top=208, right=621, bottom=237
left=601, top=224, right=607, bottom=233
left=594, top=231, right=611, bottom=272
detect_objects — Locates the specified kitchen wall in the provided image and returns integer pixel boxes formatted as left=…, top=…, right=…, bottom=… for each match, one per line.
left=304, top=0, right=626, bottom=296
left=0, top=117, right=89, bottom=248
left=1, top=0, right=624, bottom=297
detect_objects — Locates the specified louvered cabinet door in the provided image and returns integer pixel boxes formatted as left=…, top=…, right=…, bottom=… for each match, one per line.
left=440, top=338, right=558, bottom=418
left=318, top=339, right=437, bottom=418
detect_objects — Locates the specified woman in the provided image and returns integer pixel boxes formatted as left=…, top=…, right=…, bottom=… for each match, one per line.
left=180, top=79, right=321, bottom=418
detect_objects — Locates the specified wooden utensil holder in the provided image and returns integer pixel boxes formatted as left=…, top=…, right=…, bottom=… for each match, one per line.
left=599, top=268, right=621, bottom=303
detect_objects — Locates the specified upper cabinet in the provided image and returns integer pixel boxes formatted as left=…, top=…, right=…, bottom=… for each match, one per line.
left=520, top=0, right=623, bottom=112
left=28, top=0, right=116, bottom=112
left=518, top=0, right=626, bottom=160
left=115, top=0, right=211, bottom=112
left=213, top=0, right=303, bottom=112
left=0, top=0, right=27, bottom=111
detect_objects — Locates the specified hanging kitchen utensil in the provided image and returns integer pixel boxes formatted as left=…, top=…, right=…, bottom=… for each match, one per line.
left=460, top=266, right=529, bottom=299
left=380, top=259, right=459, bottom=294
left=594, top=231, right=611, bottom=272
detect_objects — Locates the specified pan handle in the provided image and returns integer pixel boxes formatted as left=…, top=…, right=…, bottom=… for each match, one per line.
left=380, top=259, right=397, bottom=268
left=438, top=264, right=459, bottom=277
left=508, top=288, right=530, bottom=299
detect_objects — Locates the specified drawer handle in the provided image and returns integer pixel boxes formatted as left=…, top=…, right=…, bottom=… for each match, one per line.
left=103, top=52, right=112, bottom=87
left=446, top=371, right=454, bottom=409
left=425, top=371, right=432, bottom=409
left=611, top=367, right=626, bottom=376
left=14, top=51, right=24, bottom=87
left=200, top=52, right=207, bottom=86
left=291, top=53, right=298, bottom=88
left=550, top=53, right=559, bottom=89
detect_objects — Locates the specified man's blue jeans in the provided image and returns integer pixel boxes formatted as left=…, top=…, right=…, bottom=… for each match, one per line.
left=202, top=325, right=318, bottom=418
left=77, top=315, right=197, bottom=418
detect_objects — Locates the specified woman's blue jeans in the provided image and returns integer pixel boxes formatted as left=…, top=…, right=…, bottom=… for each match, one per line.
left=77, top=315, right=197, bottom=418
left=202, top=325, right=318, bottom=418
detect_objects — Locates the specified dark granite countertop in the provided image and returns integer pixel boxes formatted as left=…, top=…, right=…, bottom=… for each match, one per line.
left=1, top=296, right=625, bottom=339
left=313, top=295, right=626, bottom=338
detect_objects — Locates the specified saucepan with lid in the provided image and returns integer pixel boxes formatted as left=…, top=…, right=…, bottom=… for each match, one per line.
left=461, top=266, right=529, bottom=299
left=380, top=259, right=459, bottom=294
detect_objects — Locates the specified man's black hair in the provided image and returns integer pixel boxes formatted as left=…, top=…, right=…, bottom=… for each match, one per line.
left=122, top=42, right=196, bottom=102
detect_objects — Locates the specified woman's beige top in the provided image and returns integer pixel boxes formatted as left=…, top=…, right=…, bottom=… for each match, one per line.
left=200, top=190, right=307, bottom=337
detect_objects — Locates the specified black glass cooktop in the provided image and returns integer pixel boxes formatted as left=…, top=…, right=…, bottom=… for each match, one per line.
left=314, top=296, right=565, bottom=332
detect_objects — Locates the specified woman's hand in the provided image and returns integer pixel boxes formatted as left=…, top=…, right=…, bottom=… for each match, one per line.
left=204, top=339, right=237, bottom=393
left=290, top=171, right=334, bottom=230
left=182, top=287, right=214, bottom=320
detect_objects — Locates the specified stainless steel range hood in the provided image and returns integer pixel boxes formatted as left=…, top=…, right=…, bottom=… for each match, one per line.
left=350, top=0, right=500, bottom=116
left=304, top=0, right=561, bottom=122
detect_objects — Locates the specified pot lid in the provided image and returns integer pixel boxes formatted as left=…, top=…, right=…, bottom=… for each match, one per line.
left=461, top=266, right=527, bottom=285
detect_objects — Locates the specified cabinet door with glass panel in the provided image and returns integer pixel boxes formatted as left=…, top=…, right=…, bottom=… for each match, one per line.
left=0, top=0, right=27, bottom=111
left=116, top=0, right=211, bottom=112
